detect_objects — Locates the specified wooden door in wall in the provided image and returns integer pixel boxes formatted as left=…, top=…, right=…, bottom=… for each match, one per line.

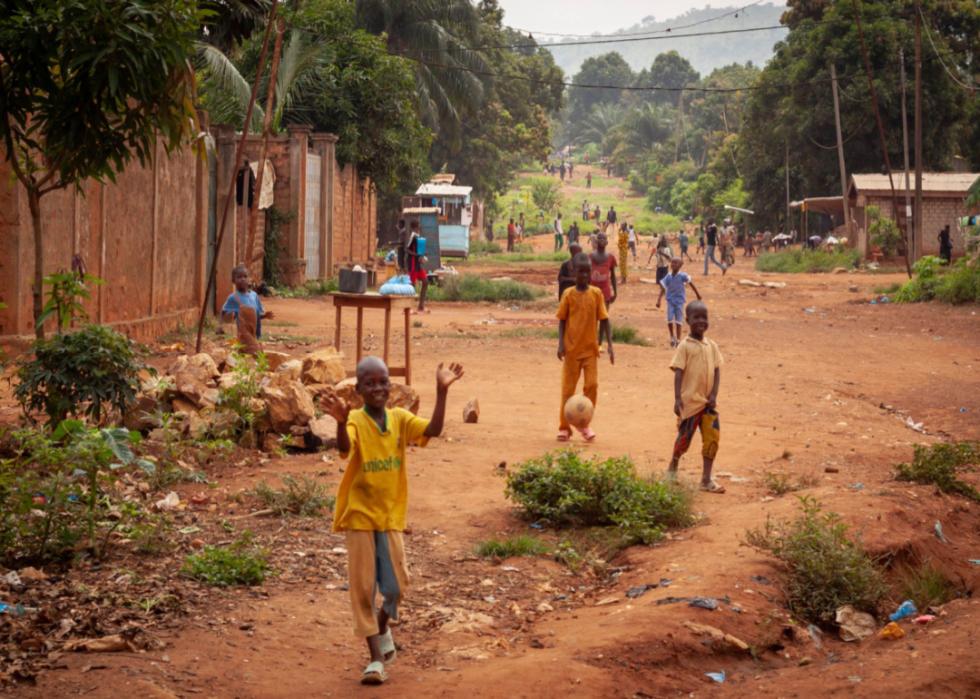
left=305, top=153, right=322, bottom=279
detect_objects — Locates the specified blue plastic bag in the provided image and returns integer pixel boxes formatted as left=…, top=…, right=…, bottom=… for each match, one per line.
left=380, top=274, right=417, bottom=296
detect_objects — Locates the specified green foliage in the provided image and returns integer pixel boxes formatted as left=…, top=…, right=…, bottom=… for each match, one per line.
left=897, top=563, right=959, bottom=612
left=867, top=206, right=903, bottom=256
left=475, top=535, right=549, bottom=559
left=745, top=496, right=886, bottom=624
left=0, top=421, right=154, bottom=564
left=428, top=275, right=543, bottom=303
left=894, top=442, right=980, bottom=502
left=763, top=470, right=819, bottom=496
left=217, top=351, right=268, bottom=440
left=273, top=278, right=339, bottom=298
left=252, top=475, right=334, bottom=516
left=895, top=257, right=980, bottom=305
left=182, top=533, right=269, bottom=586
left=15, top=325, right=144, bottom=426
left=610, top=325, right=648, bottom=346
left=262, top=208, right=293, bottom=286
left=565, top=53, right=635, bottom=140
left=37, top=272, right=103, bottom=334
left=469, top=240, right=503, bottom=255
left=530, top=177, right=563, bottom=214
left=754, top=248, right=860, bottom=273
left=505, top=451, right=693, bottom=545
left=121, top=514, right=174, bottom=555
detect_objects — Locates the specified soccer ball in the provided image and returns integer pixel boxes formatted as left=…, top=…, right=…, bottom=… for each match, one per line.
left=564, top=395, right=594, bottom=429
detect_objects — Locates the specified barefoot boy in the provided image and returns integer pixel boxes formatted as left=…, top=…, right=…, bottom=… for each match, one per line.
left=655, top=257, right=701, bottom=348
left=667, top=301, right=725, bottom=493
left=221, top=264, right=273, bottom=354
left=557, top=253, right=614, bottom=442
left=322, top=357, right=464, bottom=685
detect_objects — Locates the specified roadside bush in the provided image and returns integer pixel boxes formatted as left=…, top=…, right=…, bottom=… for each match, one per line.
left=476, top=535, right=549, bottom=559
left=755, top=248, right=860, bottom=273
left=428, top=274, right=543, bottom=303
left=15, top=324, right=144, bottom=425
left=505, top=451, right=692, bottom=545
left=896, top=257, right=980, bottom=305
left=470, top=240, right=503, bottom=255
left=529, top=177, right=562, bottom=213
left=274, top=277, right=338, bottom=298
left=182, top=532, right=269, bottom=586
left=867, top=205, right=903, bottom=256
left=217, top=351, right=268, bottom=440
left=252, top=475, right=334, bottom=516
left=897, top=563, right=959, bottom=611
left=894, top=441, right=980, bottom=501
left=611, top=324, right=648, bottom=346
left=745, top=496, right=886, bottom=625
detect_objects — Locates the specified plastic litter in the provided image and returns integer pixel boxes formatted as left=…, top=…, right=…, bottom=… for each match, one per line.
left=705, top=671, right=726, bottom=684
left=879, top=622, right=905, bottom=640
left=969, top=559, right=980, bottom=566
left=626, top=579, right=672, bottom=598
left=849, top=482, right=864, bottom=491
left=836, top=605, right=876, bottom=642
left=689, top=597, right=719, bottom=610
left=889, top=600, right=918, bottom=622
left=905, top=416, right=925, bottom=433
left=912, top=615, right=935, bottom=625
left=803, top=307, right=816, bottom=314
left=807, top=624, right=824, bottom=649
left=0, top=602, right=38, bottom=615
left=934, top=521, right=948, bottom=543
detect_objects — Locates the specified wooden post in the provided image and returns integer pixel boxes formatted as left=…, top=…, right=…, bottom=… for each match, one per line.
left=334, top=304, right=341, bottom=350
left=830, top=63, right=851, bottom=238
left=383, top=307, right=391, bottom=364
left=899, top=47, right=914, bottom=260
left=403, top=307, right=412, bottom=385
left=355, top=307, right=363, bottom=363
left=913, top=1, right=924, bottom=262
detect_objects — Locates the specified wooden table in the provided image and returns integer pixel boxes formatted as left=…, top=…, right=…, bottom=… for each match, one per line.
left=330, top=292, right=414, bottom=384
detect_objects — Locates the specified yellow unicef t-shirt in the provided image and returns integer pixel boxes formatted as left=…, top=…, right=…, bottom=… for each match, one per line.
left=332, top=407, right=430, bottom=532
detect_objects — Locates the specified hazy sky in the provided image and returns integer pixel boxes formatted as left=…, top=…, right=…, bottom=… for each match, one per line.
left=496, top=1, right=786, bottom=36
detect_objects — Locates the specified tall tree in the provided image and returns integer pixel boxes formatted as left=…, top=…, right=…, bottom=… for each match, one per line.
left=633, top=51, right=700, bottom=106
left=565, top=52, right=634, bottom=141
left=0, top=0, right=202, bottom=337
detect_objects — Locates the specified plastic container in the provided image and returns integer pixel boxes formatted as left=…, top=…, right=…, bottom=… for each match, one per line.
left=339, top=268, right=367, bottom=294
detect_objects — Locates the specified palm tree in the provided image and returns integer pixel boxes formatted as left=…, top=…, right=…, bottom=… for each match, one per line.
left=354, top=0, right=488, bottom=132
left=575, top=103, right=625, bottom=147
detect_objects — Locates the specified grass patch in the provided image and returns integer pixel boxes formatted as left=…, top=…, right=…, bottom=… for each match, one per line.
left=273, top=278, right=338, bottom=299
left=428, top=274, right=543, bottom=302
left=895, top=441, right=980, bottom=501
left=873, top=282, right=902, bottom=295
left=897, top=562, right=959, bottom=611
left=464, top=250, right=569, bottom=265
left=745, top=496, right=886, bottom=625
left=505, top=451, right=693, bottom=545
left=611, top=324, right=648, bottom=346
left=475, top=535, right=550, bottom=559
left=252, top=475, right=334, bottom=516
left=470, top=239, right=503, bottom=255
left=182, top=533, right=269, bottom=586
left=499, top=326, right=555, bottom=339
left=763, top=471, right=819, bottom=496
left=755, top=248, right=860, bottom=273
left=895, top=256, right=980, bottom=305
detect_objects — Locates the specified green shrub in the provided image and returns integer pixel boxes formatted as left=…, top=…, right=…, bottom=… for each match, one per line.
left=611, top=324, right=648, bottom=346
left=934, top=261, right=980, bottom=304
left=470, top=240, right=503, bottom=255
left=182, top=533, right=269, bottom=586
left=36, top=271, right=103, bottom=334
left=274, top=278, right=338, bottom=298
left=745, top=496, right=886, bottom=624
left=867, top=205, right=903, bottom=256
left=897, top=563, right=959, bottom=611
left=895, top=441, right=980, bottom=501
left=217, top=351, right=268, bottom=440
left=15, top=324, right=144, bottom=425
left=428, top=274, right=543, bottom=303
left=530, top=177, right=562, bottom=212
left=505, top=451, right=692, bottom=545
left=476, top=534, right=549, bottom=558
left=755, top=248, right=860, bottom=273
left=252, top=475, right=334, bottom=516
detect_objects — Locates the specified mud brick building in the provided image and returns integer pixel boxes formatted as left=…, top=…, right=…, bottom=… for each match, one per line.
left=0, top=124, right=376, bottom=341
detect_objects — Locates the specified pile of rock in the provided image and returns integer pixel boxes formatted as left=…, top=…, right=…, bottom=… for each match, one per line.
left=127, top=347, right=420, bottom=452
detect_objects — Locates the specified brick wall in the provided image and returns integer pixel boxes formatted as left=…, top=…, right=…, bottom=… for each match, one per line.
left=854, top=193, right=972, bottom=260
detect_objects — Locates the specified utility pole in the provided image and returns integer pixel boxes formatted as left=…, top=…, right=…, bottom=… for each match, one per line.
left=830, top=63, right=852, bottom=239
left=899, top=47, right=914, bottom=260
left=785, top=138, right=790, bottom=236
left=914, top=1, right=924, bottom=264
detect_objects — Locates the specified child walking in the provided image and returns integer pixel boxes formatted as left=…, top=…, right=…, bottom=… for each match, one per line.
left=557, top=253, right=614, bottom=442
left=656, top=256, right=702, bottom=348
left=589, top=232, right=618, bottom=307
left=322, top=357, right=464, bottom=685
left=667, top=300, right=725, bottom=493
left=221, top=264, right=274, bottom=354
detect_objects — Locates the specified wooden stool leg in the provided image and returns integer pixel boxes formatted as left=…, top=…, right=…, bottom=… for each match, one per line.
left=356, top=307, right=364, bottom=364
left=383, top=307, right=391, bottom=364
left=334, top=305, right=342, bottom=350
left=403, top=307, right=412, bottom=385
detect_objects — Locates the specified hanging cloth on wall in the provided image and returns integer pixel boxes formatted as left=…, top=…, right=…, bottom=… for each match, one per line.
left=249, top=159, right=276, bottom=210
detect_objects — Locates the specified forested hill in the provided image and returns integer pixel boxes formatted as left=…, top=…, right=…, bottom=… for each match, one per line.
left=539, top=3, right=787, bottom=77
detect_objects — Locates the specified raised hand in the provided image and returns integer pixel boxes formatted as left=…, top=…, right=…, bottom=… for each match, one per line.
left=435, top=362, right=464, bottom=391
left=321, top=391, right=351, bottom=423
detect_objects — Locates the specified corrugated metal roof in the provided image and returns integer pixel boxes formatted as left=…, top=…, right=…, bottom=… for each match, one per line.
left=402, top=207, right=440, bottom=214
left=429, top=173, right=456, bottom=184
left=416, top=183, right=473, bottom=197
left=850, top=172, right=979, bottom=195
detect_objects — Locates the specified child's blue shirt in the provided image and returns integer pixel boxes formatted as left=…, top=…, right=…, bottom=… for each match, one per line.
left=222, top=290, right=264, bottom=337
left=660, top=271, right=691, bottom=305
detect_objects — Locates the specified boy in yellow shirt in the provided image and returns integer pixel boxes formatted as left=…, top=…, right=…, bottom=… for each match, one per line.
left=556, top=252, right=614, bottom=441
left=322, top=356, right=463, bottom=685
left=667, top=300, right=725, bottom=493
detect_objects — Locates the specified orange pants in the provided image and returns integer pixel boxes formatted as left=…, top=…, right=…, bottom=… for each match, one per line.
left=559, top=354, right=598, bottom=431
left=346, top=530, right=410, bottom=637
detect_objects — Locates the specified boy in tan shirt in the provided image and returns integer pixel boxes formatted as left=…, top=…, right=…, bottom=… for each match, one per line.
left=667, top=300, right=725, bottom=493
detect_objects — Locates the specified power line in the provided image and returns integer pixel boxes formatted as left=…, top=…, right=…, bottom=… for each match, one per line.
left=508, top=1, right=766, bottom=39
left=917, top=5, right=977, bottom=90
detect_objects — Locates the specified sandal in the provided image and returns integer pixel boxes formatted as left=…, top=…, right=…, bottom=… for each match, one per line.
left=557, top=430, right=571, bottom=442
left=361, top=660, right=387, bottom=685
left=379, top=628, right=396, bottom=663
left=579, top=427, right=597, bottom=442
left=700, top=480, right=726, bottom=494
